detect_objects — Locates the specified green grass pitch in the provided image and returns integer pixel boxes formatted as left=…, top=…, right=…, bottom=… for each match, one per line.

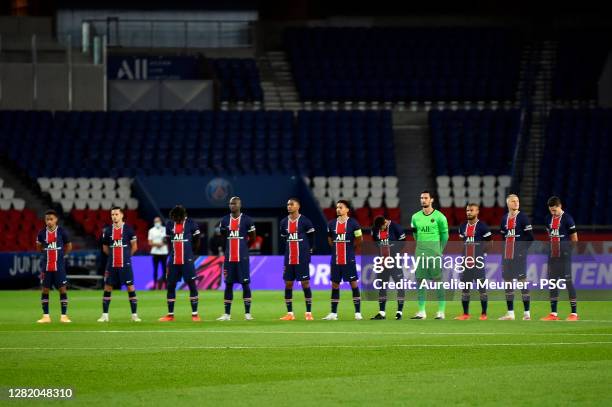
left=1, top=290, right=611, bottom=406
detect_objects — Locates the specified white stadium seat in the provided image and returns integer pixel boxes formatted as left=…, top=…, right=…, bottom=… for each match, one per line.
left=370, top=187, right=384, bottom=199
left=384, top=187, right=399, bottom=198
left=482, top=175, right=496, bottom=188
left=436, top=175, right=450, bottom=188
left=90, top=178, right=103, bottom=190
left=370, top=176, right=384, bottom=188
left=60, top=200, right=74, bottom=213
left=0, top=200, right=11, bottom=210
left=467, top=175, right=482, bottom=187
left=100, top=200, right=113, bottom=210
left=439, top=197, right=453, bottom=207
left=355, top=176, right=369, bottom=188
left=0, top=177, right=3, bottom=189
left=49, top=190, right=62, bottom=201
left=386, top=197, right=400, bottom=207
left=76, top=189, right=90, bottom=200
left=352, top=196, right=366, bottom=208
left=50, top=177, right=64, bottom=190
left=452, top=187, right=466, bottom=197
left=451, top=175, right=466, bottom=187
left=496, top=186, right=507, bottom=198
left=356, top=188, right=369, bottom=198
left=117, top=188, right=132, bottom=200
left=113, top=199, right=127, bottom=209
left=74, top=200, right=87, bottom=210
left=341, top=176, right=355, bottom=188
left=0, top=188, right=15, bottom=199
left=342, top=188, right=356, bottom=198
left=63, top=190, right=76, bottom=200
left=76, top=178, right=90, bottom=190
left=482, top=187, right=496, bottom=198
left=498, top=175, right=512, bottom=188
left=117, top=177, right=132, bottom=189
left=88, top=200, right=101, bottom=210
left=103, top=190, right=117, bottom=200
left=384, top=176, right=398, bottom=188
left=313, top=176, right=327, bottom=189
left=11, top=198, right=25, bottom=210
left=90, top=190, right=103, bottom=200
left=453, top=196, right=468, bottom=207
left=482, top=197, right=496, bottom=208
left=328, top=177, right=341, bottom=189
left=368, top=197, right=383, bottom=207
left=127, top=198, right=139, bottom=210
left=496, top=195, right=507, bottom=207
left=437, top=187, right=452, bottom=198
left=467, top=187, right=481, bottom=197
left=64, top=178, right=77, bottom=190
left=38, top=178, right=51, bottom=191
left=102, top=178, right=117, bottom=190
left=467, top=196, right=482, bottom=205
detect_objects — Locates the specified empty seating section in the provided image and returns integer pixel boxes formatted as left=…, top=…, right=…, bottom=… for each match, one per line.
left=0, top=209, right=41, bottom=251
left=285, top=27, right=521, bottom=102
left=212, top=59, right=263, bottom=103
left=310, top=176, right=400, bottom=226
left=552, top=31, right=612, bottom=101
left=430, top=109, right=521, bottom=226
left=0, top=177, right=26, bottom=210
left=535, top=109, right=612, bottom=225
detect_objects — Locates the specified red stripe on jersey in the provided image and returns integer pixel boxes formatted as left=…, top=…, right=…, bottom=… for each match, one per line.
left=504, top=216, right=516, bottom=260
left=550, top=215, right=561, bottom=258
left=336, top=220, right=347, bottom=265
left=288, top=218, right=299, bottom=265
left=379, top=229, right=390, bottom=258
left=46, top=229, right=58, bottom=272
left=112, top=226, right=124, bottom=268
left=173, top=222, right=185, bottom=265
left=229, top=216, right=241, bottom=262
left=465, top=222, right=477, bottom=268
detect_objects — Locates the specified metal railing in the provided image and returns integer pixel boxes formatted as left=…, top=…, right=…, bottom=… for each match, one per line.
left=83, top=18, right=256, bottom=49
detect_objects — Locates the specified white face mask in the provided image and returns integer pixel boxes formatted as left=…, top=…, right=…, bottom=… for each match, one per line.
left=154, top=222, right=162, bottom=228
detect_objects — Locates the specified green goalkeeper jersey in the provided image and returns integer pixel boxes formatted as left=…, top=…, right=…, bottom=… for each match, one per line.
left=411, top=209, right=449, bottom=255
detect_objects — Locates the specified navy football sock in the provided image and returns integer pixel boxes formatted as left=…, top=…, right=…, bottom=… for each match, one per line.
left=242, top=284, right=252, bottom=314
left=303, top=287, right=312, bottom=312
left=352, top=286, right=361, bottom=313
left=224, top=285, right=233, bottom=314
left=128, top=290, right=137, bottom=314
left=102, top=291, right=111, bottom=313
left=167, top=283, right=176, bottom=314
left=41, top=293, right=49, bottom=314
left=187, top=280, right=198, bottom=314
left=284, top=288, right=293, bottom=313
left=331, top=288, right=340, bottom=313
left=60, top=292, right=68, bottom=315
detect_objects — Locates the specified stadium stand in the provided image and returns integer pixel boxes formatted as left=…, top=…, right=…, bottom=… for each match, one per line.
left=211, top=58, right=264, bottom=103
left=285, top=27, right=522, bottom=103
left=429, top=108, right=521, bottom=226
left=535, top=108, right=612, bottom=225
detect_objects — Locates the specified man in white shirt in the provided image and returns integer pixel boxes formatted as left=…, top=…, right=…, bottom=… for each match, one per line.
left=148, top=216, right=168, bottom=289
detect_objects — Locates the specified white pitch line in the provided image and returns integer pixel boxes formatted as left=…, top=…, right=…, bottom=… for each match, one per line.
left=1, top=342, right=612, bottom=351
left=1, top=330, right=612, bottom=336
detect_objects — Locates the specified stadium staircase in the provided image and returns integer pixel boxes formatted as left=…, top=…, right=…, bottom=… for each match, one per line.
left=259, top=51, right=301, bottom=110
left=519, top=40, right=558, bottom=215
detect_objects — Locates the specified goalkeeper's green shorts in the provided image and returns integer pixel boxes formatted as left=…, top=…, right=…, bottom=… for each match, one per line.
left=414, top=252, right=443, bottom=280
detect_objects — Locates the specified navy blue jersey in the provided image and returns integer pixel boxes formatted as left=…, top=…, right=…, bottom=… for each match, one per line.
left=372, top=221, right=406, bottom=257
left=166, top=218, right=201, bottom=265
left=458, top=220, right=492, bottom=259
left=500, top=211, right=533, bottom=259
left=102, top=224, right=136, bottom=268
left=280, top=215, right=315, bottom=265
left=328, top=217, right=362, bottom=265
left=545, top=211, right=577, bottom=258
left=219, top=213, right=256, bottom=263
left=37, top=226, right=70, bottom=272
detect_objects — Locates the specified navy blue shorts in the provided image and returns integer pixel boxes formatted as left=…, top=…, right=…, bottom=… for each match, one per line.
left=167, top=263, right=196, bottom=284
left=224, top=261, right=250, bottom=285
left=461, top=267, right=486, bottom=282
left=41, top=270, right=67, bottom=289
left=331, top=263, right=358, bottom=283
left=548, top=256, right=572, bottom=280
left=283, top=264, right=310, bottom=281
left=502, top=257, right=527, bottom=280
left=104, top=266, right=134, bottom=287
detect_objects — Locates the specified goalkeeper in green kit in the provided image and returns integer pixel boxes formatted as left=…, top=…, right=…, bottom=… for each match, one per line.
left=410, top=190, right=449, bottom=320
